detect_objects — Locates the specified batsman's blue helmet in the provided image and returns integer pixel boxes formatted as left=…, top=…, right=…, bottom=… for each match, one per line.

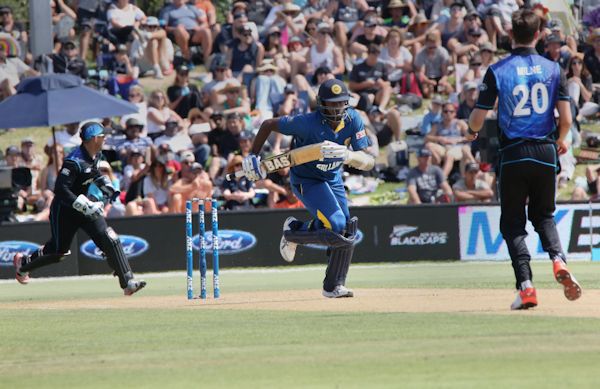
left=317, top=79, right=350, bottom=123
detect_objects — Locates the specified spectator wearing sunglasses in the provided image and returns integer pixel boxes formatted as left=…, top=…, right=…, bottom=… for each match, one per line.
left=49, top=39, right=87, bottom=80
left=137, top=16, right=173, bottom=79
left=425, top=102, right=473, bottom=178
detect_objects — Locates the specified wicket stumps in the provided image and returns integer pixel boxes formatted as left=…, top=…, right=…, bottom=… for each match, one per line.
left=186, top=198, right=220, bottom=299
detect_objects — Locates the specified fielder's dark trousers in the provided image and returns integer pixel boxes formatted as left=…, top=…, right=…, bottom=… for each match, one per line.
left=499, top=142, right=565, bottom=290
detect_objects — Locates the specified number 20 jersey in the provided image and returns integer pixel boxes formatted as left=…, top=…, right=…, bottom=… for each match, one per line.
left=475, top=47, right=570, bottom=141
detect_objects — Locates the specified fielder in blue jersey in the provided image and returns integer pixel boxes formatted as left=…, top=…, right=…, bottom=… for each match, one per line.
left=468, top=9, right=581, bottom=310
left=242, top=79, right=375, bottom=298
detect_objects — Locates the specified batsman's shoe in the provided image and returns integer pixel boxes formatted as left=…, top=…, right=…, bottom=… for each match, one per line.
left=322, top=285, right=354, bottom=298
left=123, top=279, right=147, bottom=296
left=510, top=287, right=537, bottom=310
left=553, top=259, right=582, bottom=301
left=13, top=253, right=30, bottom=285
left=280, top=217, right=298, bottom=263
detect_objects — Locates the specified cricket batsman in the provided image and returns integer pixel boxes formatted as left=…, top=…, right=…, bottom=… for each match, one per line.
left=242, top=79, right=375, bottom=298
left=13, top=122, right=146, bottom=295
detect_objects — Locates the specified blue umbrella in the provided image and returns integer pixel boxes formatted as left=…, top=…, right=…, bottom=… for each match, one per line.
left=0, top=73, right=138, bottom=128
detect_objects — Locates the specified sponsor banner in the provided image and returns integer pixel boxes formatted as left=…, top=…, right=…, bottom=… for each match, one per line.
left=459, top=204, right=596, bottom=260
left=191, top=230, right=257, bottom=254
left=0, top=221, right=79, bottom=279
left=80, top=235, right=149, bottom=260
left=0, top=205, right=461, bottom=278
left=0, top=240, right=39, bottom=267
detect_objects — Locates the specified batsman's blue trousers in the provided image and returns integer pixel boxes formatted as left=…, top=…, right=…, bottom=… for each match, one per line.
left=292, top=178, right=349, bottom=234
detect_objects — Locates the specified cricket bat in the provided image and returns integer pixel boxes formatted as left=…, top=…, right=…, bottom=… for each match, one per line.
left=225, top=142, right=324, bottom=181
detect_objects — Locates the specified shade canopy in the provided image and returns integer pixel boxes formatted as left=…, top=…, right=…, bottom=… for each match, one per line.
left=0, top=74, right=137, bottom=128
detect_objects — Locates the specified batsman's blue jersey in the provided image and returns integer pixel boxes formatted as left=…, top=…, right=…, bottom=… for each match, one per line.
left=278, top=107, right=371, bottom=185
left=476, top=47, right=570, bottom=143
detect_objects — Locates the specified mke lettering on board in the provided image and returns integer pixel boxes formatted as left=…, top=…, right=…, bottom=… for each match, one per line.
left=467, top=210, right=568, bottom=255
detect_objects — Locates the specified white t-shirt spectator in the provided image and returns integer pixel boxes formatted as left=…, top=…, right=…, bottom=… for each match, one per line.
left=143, top=175, right=169, bottom=206
left=107, top=4, right=145, bottom=27
left=121, top=162, right=145, bottom=191
left=414, top=46, right=450, bottom=79
left=0, top=57, right=31, bottom=87
left=154, top=132, right=193, bottom=153
left=146, top=106, right=171, bottom=136
left=380, top=46, right=413, bottom=81
left=46, top=129, right=82, bottom=151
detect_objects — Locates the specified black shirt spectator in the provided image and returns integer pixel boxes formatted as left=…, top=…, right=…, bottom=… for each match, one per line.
left=167, top=65, right=202, bottom=118
left=49, top=40, right=88, bottom=79
left=584, top=47, right=600, bottom=84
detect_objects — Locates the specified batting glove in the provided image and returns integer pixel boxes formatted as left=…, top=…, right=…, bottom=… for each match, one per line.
left=320, top=141, right=348, bottom=162
left=241, top=154, right=266, bottom=182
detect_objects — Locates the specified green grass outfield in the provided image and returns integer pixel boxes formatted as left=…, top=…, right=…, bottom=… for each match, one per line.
left=2, top=261, right=600, bottom=388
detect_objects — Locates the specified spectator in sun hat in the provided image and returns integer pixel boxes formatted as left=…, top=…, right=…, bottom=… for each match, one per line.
left=384, top=0, right=416, bottom=29
left=214, top=80, right=252, bottom=128
left=154, top=118, right=193, bottom=154
left=263, top=1, right=306, bottom=38
left=116, top=117, right=153, bottom=162
left=543, top=33, right=571, bottom=71
left=477, top=41, right=496, bottom=73
left=251, top=60, right=286, bottom=121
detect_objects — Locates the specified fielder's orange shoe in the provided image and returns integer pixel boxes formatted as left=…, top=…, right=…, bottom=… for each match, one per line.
left=553, top=259, right=582, bottom=301
left=13, top=253, right=30, bottom=285
left=510, top=287, right=537, bottom=310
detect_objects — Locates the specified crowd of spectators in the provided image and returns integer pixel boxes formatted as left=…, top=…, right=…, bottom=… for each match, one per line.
left=1, top=0, right=600, bottom=221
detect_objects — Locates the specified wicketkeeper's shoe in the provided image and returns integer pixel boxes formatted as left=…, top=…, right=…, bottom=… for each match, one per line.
left=123, top=279, right=147, bottom=296
left=510, top=287, right=537, bottom=310
left=322, top=285, right=354, bottom=298
left=553, top=258, right=582, bottom=301
left=280, top=217, right=298, bottom=263
left=13, top=253, right=30, bottom=285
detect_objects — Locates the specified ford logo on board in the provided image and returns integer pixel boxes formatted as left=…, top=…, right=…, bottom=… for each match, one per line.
left=305, top=229, right=364, bottom=250
left=0, top=241, right=39, bottom=267
left=80, top=235, right=149, bottom=260
left=192, top=230, right=256, bottom=255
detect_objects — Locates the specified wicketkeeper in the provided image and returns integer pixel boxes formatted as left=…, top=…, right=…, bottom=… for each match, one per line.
left=13, top=122, right=146, bottom=295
